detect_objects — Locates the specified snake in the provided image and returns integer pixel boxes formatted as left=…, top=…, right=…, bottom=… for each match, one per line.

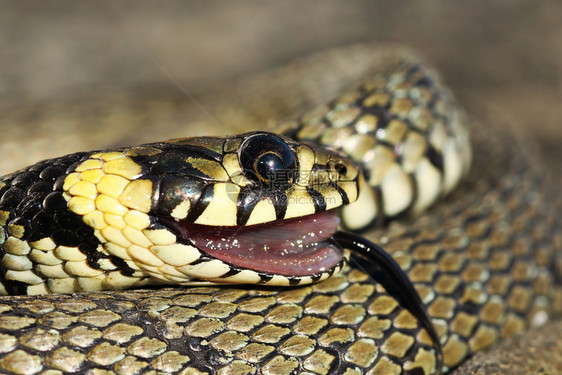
left=0, top=44, right=559, bottom=375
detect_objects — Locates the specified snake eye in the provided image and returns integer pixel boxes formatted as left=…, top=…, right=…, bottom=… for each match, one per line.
left=239, top=133, right=296, bottom=185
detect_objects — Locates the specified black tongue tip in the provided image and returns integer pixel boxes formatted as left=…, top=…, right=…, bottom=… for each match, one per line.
left=330, top=231, right=443, bottom=371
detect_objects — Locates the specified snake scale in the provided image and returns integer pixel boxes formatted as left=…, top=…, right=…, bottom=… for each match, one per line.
left=0, top=44, right=560, bottom=375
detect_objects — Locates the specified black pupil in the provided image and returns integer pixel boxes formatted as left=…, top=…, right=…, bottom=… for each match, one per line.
left=256, top=152, right=285, bottom=181
left=239, top=133, right=296, bottom=185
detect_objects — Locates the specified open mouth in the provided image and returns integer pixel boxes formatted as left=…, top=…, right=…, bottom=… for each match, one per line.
left=168, top=211, right=344, bottom=276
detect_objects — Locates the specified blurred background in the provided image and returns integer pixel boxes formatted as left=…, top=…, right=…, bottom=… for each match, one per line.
left=0, top=0, right=562, bottom=167
left=0, top=1, right=561, bottom=173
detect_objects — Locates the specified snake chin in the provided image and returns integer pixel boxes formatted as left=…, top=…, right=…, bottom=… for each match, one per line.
left=168, top=211, right=344, bottom=276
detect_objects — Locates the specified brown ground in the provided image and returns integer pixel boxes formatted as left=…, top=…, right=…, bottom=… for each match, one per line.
left=454, top=320, right=562, bottom=375
left=0, top=2, right=560, bottom=374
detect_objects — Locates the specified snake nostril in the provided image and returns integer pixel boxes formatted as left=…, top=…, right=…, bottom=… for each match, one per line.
left=334, top=162, right=347, bottom=176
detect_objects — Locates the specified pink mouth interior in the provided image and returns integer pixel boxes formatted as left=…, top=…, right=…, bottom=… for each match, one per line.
left=172, top=212, right=343, bottom=276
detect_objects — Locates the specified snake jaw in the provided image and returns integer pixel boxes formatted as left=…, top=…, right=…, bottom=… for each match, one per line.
left=166, top=211, right=346, bottom=279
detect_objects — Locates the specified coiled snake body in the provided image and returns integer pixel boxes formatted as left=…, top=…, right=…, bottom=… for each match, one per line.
left=0, top=45, right=559, bottom=374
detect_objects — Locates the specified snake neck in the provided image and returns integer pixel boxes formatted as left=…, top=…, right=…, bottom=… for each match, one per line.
left=280, top=59, right=471, bottom=231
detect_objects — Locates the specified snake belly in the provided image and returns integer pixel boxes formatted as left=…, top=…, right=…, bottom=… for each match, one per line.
left=0, top=45, right=560, bottom=375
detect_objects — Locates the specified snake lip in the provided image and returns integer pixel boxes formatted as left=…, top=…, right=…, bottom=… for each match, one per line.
left=168, top=211, right=344, bottom=277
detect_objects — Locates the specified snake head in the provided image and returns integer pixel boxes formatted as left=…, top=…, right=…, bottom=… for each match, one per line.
left=61, top=131, right=362, bottom=288
left=161, top=131, right=361, bottom=226
left=151, top=131, right=362, bottom=285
